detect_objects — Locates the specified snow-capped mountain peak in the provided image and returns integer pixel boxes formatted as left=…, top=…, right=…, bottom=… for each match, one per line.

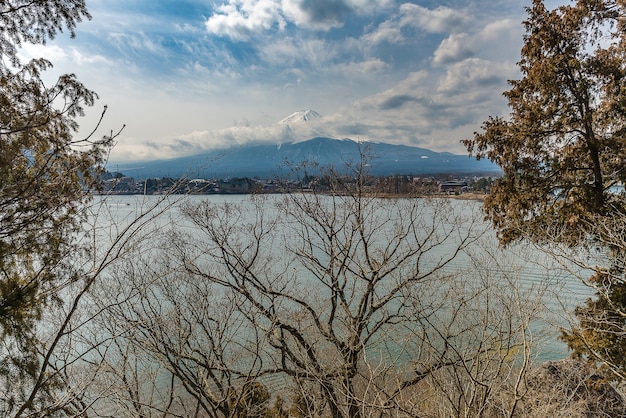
left=278, top=109, right=321, bottom=125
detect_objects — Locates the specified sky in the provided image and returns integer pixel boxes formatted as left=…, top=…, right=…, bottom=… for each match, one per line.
left=18, top=0, right=565, bottom=162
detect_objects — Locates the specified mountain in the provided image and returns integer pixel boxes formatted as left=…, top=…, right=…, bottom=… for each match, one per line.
left=278, top=109, right=321, bottom=124
left=109, top=137, right=500, bottom=179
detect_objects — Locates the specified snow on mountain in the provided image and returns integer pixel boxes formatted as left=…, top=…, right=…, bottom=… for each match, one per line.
left=278, top=109, right=321, bottom=125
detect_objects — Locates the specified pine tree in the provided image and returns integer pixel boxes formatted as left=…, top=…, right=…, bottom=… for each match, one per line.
left=0, top=1, right=115, bottom=412
left=465, top=0, right=626, bottom=380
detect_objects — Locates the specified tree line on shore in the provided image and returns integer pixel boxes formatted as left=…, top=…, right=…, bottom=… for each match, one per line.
left=98, top=170, right=495, bottom=196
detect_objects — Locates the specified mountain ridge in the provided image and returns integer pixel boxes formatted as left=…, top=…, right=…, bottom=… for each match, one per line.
left=109, top=137, right=499, bottom=179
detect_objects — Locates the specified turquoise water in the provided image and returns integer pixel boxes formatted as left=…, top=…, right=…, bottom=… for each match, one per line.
left=89, top=193, right=594, bottom=365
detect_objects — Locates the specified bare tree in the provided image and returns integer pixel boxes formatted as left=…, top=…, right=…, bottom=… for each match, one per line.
left=92, top=161, right=557, bottom=418
left=91, top=255, right=272, bottom=418
left=0, top=191, right=182, bottom=417
left=525, top=210, right=626, bottom=384
left=396, top=240, right=557, bottom=418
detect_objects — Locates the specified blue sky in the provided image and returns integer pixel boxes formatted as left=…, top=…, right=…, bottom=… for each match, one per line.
left=19, top=0, right=565, bottom=161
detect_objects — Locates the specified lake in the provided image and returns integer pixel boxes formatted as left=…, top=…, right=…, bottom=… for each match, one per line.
left=89, top=193, right=594, bottom=364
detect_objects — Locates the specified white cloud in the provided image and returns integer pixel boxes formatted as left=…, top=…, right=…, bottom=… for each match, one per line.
left=474, top=18, right=523, bottom=61
left=16, top=43, right=109, bottom=81
left=429, top=17, right=522, bottom=67
left=362, top=21, right=404, bottom=45
left=205, top=0, right=286, bottom=40
left=306, top=58, right=514, bottom=154
left=17, top=43, right=68, bottom=63
left=353, top=71, right=430, bottom=111
left=347, top=0, right=393, bottom=10
left=109, top=115, right=336, bottom=161
left=258, top=37, right=335, bottom=68
left=479, top=18, right=518, bottom=42
left=107, top=31, right=169, bottom=59
left=363, top=3, right=470, bottom=47
left=398, top=4, right=469, bottom=34
left=336, top=59, right=388, bottom=75
left=69, top=48, right=109, bottom=65
left=205, top=0, right=395, bottom=38
left=437, top=58, right=516, bottom=94
left=60, top=0, right=534, bottom=161
left=432, top=33, right=473, bottom=66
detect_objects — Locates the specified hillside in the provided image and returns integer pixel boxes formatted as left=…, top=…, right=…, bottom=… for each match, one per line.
left=109, top=137, right=499, bottom=179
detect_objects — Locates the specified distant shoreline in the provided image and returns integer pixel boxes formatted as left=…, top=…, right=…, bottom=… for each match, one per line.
left=364, top=191, right=487, bottom=200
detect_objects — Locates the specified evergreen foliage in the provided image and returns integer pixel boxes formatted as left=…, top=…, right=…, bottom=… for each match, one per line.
left=465, top=0, right=626, bottom=381
left=0, top=1, right=114, bottom=414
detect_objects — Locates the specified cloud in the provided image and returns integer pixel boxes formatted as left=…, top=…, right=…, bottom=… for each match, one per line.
left=363, top=3, right=470, bottom=47
left=69, top=48, right=109, bottom=65
left=398, top=4, right=469, bottom=34
left=205, top=0, right=286, bottom=41
left=17, top=43, right=68, bottom=63
left=109, top=113, right=338, bottom=161
left=55, top=0, right=534, bottom=161
left=379, top=94, right=418, bottom=110
left=314, top=56, right=515, bottom=153
left=432, top=33, right=474, bottom=66
left=475, top=18, right=523, bottom=61
left=282, top=0, right=394, bottom=30
left=354, top=71, right=430, bottom=110
left=334, top=59, right=388, bottom=76
left=215, top=113, right=335, bottom=146
left=432, top=18, right=522, bottom=66
left=107, top=31, right=169, bottom=61
left=437, top=58, right=515, bottom=94
left=362, top=23, right=404, bottom=45
left=479, top=18, right=519, bottom=42
left=258, top=37, right=336, bottom=68
left=17, top=43, right=109, bottom=76
left=282, top=0, right=351, bottom=29
left=205, top=0, right=394, bottom=39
